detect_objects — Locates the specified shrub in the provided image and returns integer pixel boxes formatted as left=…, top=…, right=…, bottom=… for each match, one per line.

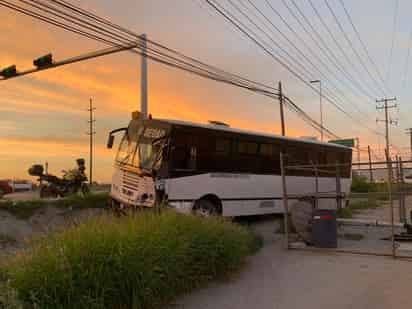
left=351, top=174, right=375, bottom=193
left=3, top=212, right=256, bottom=309
left=337, top=197, right=380, bottom=218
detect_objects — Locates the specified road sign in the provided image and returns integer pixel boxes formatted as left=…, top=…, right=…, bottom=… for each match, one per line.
left=328, top=138, right=355, bottom=147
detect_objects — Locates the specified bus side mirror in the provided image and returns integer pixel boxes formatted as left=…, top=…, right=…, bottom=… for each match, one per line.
left=107, top=135, right=115, bottom=149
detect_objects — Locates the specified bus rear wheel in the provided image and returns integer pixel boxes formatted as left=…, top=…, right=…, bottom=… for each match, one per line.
left=193, top=199, right=219, bottom=217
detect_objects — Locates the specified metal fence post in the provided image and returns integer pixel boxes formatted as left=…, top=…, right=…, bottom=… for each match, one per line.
left=385, top=149, right=396, bottom=258
left=280, top=152, right=289, bottom=250
left=310, top=160, right=319, bottom=209
left=399, top=157, right=406, bottom=223
left=336, top=161, right=342, bottom=211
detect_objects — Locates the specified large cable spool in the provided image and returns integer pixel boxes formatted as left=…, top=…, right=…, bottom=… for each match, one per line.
left=290, top=199, right=315, bottom=244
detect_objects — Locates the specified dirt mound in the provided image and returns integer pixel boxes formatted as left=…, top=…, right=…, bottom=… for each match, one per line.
left=0, top=206, right=103, bottom=257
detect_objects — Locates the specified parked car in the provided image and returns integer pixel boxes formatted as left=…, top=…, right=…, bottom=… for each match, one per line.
left=0, top=180, right=13, bottom=197
left=10, top=180, right=33, bottom=192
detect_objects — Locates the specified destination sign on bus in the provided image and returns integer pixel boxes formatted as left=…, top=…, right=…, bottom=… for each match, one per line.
left=143, top=127, right=166, bottom=139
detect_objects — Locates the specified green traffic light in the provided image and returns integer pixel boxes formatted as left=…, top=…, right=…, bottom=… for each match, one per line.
left=33, top=53, right=53, bottom=68
left=0, top=65, right=17, bottom=78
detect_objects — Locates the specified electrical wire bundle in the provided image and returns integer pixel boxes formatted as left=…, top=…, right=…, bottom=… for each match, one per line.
left=0, top=0, right=339, bottom=139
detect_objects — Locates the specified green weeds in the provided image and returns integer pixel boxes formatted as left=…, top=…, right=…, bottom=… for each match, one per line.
left=2, top=211, right=256, bottom=309
left=337, top=197, right=381, bottom=218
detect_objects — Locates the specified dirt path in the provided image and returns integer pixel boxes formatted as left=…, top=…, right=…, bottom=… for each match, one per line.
left=173, top=216, right=412, bottom=309
left=175, top=237, right=412, bottom=309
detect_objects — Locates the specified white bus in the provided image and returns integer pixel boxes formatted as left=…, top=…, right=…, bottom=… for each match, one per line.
left=107, top=112, right=352, bottom=216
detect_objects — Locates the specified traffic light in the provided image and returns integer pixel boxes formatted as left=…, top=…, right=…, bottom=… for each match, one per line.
left=0, top=65, right=17, bottom=78
left=33, top=53, right=53, bottom=68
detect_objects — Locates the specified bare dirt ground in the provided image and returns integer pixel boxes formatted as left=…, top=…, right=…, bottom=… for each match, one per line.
left=175, top=217, right=412, bottom=309
left=352, top=196, right=412, bottom=223
left=1, top=185, right=110, bottom=202
left=2, top=191, right=39, bottom=201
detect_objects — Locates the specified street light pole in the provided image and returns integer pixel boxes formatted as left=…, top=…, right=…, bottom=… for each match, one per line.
left=310, top=80, right=323, bottom=142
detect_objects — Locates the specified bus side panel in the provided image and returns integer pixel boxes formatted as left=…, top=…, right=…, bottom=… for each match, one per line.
left=166, top=173, right=351, bottom=216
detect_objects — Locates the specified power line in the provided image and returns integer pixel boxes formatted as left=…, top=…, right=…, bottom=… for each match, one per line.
left=284, top=0, right=377, bottom=102
left=338, top=0, right=389, bottom=95
left=262, top=0, right=374, bottom=112
left=46, top=0, right=372, bottom=137
left=0, top=1, right=280, bottom=97
left=306, top=0, right=381, bottom=99
left=204, top=0, right=382, bottom=136
left=192, top=0, right=338, bottom=138
left=387, top=0, right=399, bottom=87
left=0, top=0, right=339, bottom=138
left=323, top=0, right=386, bottom=98
left=402, top=23, right=412, bottom=89
left=242, top=0, right=372, bottom=118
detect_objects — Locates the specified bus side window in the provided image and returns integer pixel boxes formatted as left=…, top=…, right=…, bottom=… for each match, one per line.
left=238, top=141, right=258, bottom=155
left=260, top=144, right=280, bottom=174
left=172, top=133, right=197, bottom=170
left=188, top=146, right=197, bottom=170
left=215, top=138, right=231, bottom=156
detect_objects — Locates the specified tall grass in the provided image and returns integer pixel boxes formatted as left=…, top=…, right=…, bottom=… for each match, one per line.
left=3, top=212, right=256, bottom=308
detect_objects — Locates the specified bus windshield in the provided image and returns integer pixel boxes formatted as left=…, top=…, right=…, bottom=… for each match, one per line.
left=116, top=123, right=168, bottom=171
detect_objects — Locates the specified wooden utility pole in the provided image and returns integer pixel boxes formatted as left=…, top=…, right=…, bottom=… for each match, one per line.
left=87, top=98, right=96, bottom=185
left=405, top=128, right=412, bottom=160
left=279, top=81, right=285, bottom=136
left=376, top=97, right=397, bottom=160
left=367, top=145, right=373, bottom=182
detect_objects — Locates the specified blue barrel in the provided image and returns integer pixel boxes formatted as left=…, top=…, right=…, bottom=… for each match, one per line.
left=312, top=209, right=337, bottom=248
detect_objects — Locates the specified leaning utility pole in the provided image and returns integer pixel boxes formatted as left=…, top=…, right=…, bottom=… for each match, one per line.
left=279, top=81, right=285, bottom=136
left=405, top=128, right=412, bottom=160
left=87, top=98, right=96, bottom=185
left=376, top=97, right=397, bottom=160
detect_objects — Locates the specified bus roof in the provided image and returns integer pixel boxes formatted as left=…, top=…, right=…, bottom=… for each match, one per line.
left=155, top=118, right=351, bottom=150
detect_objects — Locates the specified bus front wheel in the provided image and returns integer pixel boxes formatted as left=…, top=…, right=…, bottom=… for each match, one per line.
left=193, top=199, right=219, bottom=217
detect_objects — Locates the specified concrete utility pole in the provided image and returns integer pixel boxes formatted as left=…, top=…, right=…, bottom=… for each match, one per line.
left=376, top=97, right=397, bottom=160
left=279, top=81, right=285, bottom=136
left=310, top=80, right=323, bottom=142
left=405, top=128, right=412, bottom=160
left=141, top=34, right=148, bottom=119
left=87, top=98, right=96, bottom=185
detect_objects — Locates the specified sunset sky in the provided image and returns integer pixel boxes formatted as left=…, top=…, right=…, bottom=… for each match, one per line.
left=1, top=0, right=412, bottom=182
